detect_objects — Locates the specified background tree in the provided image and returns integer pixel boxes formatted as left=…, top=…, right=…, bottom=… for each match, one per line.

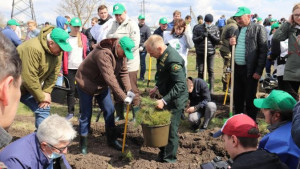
left=56, top=0, right=99, bottom=27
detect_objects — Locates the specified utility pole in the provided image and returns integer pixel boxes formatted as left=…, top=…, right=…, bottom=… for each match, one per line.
left=11, top=0, right=36, bottom=22
left=140, top=0, right=146, bottom=16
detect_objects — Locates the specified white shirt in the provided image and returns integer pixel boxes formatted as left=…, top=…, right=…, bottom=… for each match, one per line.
left=90, top=19, right=113, bottom=43
left=68, top=36, right=83, bottom=69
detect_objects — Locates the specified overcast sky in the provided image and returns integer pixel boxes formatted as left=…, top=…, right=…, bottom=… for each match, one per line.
left=0, top=0, right=298, bottom=27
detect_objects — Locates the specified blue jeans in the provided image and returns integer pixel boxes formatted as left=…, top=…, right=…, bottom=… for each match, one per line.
left=20, top=94, right=50, bottom=128
left=139, top=51, right=147, bottom=80
left=77, top=86, right=115, bottom=136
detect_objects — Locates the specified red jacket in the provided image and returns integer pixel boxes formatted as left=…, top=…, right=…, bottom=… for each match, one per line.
left=63, top=33, right=88, bottom=75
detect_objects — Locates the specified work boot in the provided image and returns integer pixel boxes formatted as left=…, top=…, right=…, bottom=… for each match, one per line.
left=80, top=136, right=88, bottom=155
left=106, top=127, right=122, bottom=151
left=115, top=103, right=124, bottom=122
left=223, top=83, right=227, bottom=92
left=130, top=105, right=140, bottom=122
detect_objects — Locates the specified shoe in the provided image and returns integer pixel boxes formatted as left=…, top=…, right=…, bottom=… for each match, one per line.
left=80, top=136, right=88, bottom=154
left=65, top=113, right=74, bottom=120
left=108, top=140, right=123, bottom=151
left=106, top=127, right=123, bottom=151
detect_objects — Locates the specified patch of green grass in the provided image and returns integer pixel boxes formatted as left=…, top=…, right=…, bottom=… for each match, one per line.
left=121, top=150, right=134, bottom=162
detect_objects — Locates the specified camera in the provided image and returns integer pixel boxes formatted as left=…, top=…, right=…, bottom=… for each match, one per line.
left=200, top=156, right=232, bottom=169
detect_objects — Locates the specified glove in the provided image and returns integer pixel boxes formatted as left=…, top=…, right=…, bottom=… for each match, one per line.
left=139, top=46, right=144, bottom=52
left=203, top=32, right=208, bottom=37
left=124, top=91, right=135, bottom=104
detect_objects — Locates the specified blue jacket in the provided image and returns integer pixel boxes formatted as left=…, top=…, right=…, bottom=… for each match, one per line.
left=259, top=122, right=300, bottom=169
left=0, top=133, right=71, bottom=169
left=292, top=101, right=300, bottom=148
left=2, top=26, right=22, bottom=47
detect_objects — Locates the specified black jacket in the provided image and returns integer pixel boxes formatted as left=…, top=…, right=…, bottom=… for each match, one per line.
left=232, top=149, right=289, bottom=169
left=192, top=23, right=220, bottom=55
left=188, top=77, right=211, bottom=111
left=235, top=22, right=268, bottom=76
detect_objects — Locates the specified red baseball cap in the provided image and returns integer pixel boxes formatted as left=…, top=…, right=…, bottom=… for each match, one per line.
left=213, top=114, right=260, bottom=138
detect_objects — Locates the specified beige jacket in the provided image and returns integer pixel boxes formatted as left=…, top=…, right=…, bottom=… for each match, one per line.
left=107, top=17, right=140, bottom=72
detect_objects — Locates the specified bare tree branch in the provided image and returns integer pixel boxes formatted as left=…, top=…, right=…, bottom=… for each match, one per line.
left=56, top=0, right=99, bottom=27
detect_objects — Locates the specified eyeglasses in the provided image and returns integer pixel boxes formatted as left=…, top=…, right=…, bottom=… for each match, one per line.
left=47, top=143, right=70, bottom=153
left=293, top=14, right=300, bottom=18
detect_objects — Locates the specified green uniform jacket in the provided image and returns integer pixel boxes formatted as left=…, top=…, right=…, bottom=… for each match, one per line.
left=273, top=22, right=300, bottom=82
left=155, top=45, right=188, bottom=109
left=18, top=26, right=62, bottom=102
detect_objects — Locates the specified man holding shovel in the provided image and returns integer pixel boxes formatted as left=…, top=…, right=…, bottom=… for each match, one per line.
left=146, top=35, right=188, bottom=163
left=229, top=7, right=268, bottom=121
left=192, top=14, right=220, bottom=94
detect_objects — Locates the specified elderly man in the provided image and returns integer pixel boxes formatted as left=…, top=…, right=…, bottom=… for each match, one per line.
left=1, top=19, right=22, bottom=47
left=0, top=115, right=76, bottom=169
left=0, top=33, right=22, bottom=149
left=146, top=35, right=188, bottom=163
left=153, top=17, right=168, bottom=38
left=107, top=3, right=141, bottom=122
left=213, top=114, right=289, bottom=169
left=75, top=36, right=135, bottom=153
left=229, top=7, right=268, bottom=121
left=18, top=26, right=72, bottom=128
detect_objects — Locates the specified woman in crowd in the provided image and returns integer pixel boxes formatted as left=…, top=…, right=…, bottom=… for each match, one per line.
left=63, top=17, right=89, bottom=120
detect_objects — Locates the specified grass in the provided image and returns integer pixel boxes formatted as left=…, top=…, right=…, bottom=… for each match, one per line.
left=15, top=48, right=269, bottom=135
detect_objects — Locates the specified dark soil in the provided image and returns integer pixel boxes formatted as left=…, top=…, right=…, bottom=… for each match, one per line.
left=9, top=94, right=233, bottom=169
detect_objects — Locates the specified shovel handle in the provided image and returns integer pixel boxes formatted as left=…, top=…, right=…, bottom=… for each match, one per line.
left=122, top=104, right=130, bottom=153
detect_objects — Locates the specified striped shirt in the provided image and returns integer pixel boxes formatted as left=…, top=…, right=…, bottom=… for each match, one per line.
left=235, top=27, right=247, bottom=65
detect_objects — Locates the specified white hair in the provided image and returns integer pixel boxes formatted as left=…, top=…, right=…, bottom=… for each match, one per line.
left=37, top=114, right=77, bottom=145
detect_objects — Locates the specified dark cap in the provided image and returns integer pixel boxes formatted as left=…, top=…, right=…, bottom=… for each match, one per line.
left=204, top=14, right=213, bottom=22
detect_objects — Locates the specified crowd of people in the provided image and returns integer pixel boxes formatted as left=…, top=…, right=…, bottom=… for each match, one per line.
left=1, top=2, right=300, bottom=169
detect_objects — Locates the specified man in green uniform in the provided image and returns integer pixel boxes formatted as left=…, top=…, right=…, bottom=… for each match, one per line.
left=145, top=35, right=188, bottom=163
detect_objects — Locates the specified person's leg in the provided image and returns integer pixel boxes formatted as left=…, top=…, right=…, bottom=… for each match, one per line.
left=245, top=76, right=259, bottom=121
left=65, top=70, right=77, bottom=119
left=139, top=51, right=147, bottom=81
left=233, top=65, right=247, bottom=114
left=77, top=86, right=93, bottom=136
left=265, top=59, right=272, bottom=75
left=220, top=51, right=231, bottom=91
left=96, top=88, right=122, bottom=151
left=129, top=71, right=140, bottom=120
left=196, top=53, right=204, bottom=79
left=20, top=94, right=50, bottom=128
left=202, top=102, right=217, bottom=129
left=160, top=108, right=182, bottom=163
left=207, top=54, right=215, bottom=93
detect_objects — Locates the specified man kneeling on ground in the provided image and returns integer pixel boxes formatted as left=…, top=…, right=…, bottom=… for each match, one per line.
left=186, top=77, right=216, bottom=132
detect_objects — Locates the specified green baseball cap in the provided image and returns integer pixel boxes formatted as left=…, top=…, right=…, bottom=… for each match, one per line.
left=254, top=90, right=296, bottom=111
left=257, top=17, right=262, bottom=22
left=138, top=14, right=145, bottom=20
left=159, top=17, right=168, bottom=24
left=70, top=17, right=82, bottom=27
left=270, top=18, right=277, bottom=22
left=7, top=19, right=20, bottom=26
left=270, top=22, right=280, bottom=35
left=234, top=7, right=251, bottom=17
left=113, top=3, right=126, bottom=15
left=50, top=28, right=72, bottom=52
left=119, top=36, right=135, bottom=60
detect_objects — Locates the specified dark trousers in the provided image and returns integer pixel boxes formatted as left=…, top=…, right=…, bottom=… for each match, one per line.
left=284, top=80, right=300, bottom=100
left=139, top=51, right=147, bottom=80
left=196, top=53, right=215, bottom=90
left=129, top=71, right=140, bottom=106
left=233, top=64, right=258, bottom=121
left=65, top=69, right=77, bottom=114
left=159, top=107, right=183, bottom=163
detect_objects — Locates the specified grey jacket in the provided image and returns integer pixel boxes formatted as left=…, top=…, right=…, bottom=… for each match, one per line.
left=273, top=22, right=300, bottom=81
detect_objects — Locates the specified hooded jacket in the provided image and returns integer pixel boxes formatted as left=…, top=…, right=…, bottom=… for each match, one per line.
left=18, top=26, right=62, bottom=102
left=219, top=18, right=238, bottom=53
left=75, top=38, right=131, bottom=100
left=56, top=16, right=67, bottom=30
